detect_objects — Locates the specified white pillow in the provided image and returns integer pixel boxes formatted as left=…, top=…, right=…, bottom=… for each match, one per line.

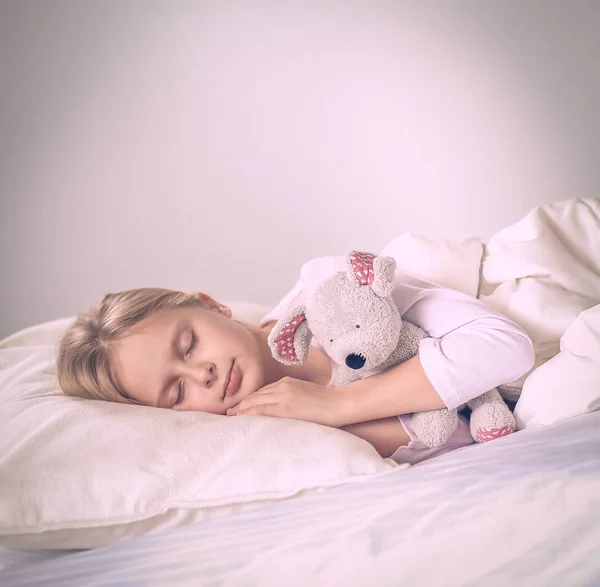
left=382, top=233, right=484, bottom=298
left=0, top=304, right=398, bottom=550
left=514, top=304, right=600, bottom=428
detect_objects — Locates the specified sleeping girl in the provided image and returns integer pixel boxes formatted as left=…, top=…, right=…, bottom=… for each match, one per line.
left=56, top=254, right=535, bottom=465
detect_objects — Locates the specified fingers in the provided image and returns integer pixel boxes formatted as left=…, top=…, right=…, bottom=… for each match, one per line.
left=227, top=378, right=290, bottom=415
left=226, top=377, right=297, bottom=417
left=227, top=392, right=277, bottom=416
left=229, top=404, right=283, bottom=417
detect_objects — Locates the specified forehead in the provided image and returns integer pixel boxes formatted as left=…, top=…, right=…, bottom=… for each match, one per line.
left=130, top=306, right=197, bottom=330
left=119, top=305, right=217, bottom=340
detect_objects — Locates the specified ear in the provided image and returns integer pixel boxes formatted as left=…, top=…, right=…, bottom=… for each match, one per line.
left=346, top=251, right=396, bottom=298
left=197, top=293, right=232, bottom=318
left=371, top=255, right=397, bottom=298
left=267, top=306, right=313, bottom=365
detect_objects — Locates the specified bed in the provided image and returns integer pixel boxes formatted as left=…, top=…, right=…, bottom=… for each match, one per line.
left=2, top=199, right=599, bottom=586
left=2, top=410, right=599, bottom=586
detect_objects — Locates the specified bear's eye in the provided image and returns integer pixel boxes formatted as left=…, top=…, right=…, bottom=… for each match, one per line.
left=355, top=324, right=360, bottom=329
left=329, top=339, right=334, bottom=343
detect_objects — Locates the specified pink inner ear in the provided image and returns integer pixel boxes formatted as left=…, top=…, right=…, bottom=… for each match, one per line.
left=350, top=252, right=376, bottom=285
left=273, top=314, right=306, bottom=362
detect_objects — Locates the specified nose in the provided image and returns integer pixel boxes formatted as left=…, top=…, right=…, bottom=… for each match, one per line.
left=345, top=353, right=366, bottom=370
left=185, top=362, right=216, bottom=388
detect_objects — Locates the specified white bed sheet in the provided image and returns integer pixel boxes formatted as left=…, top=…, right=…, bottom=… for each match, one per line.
left=2, top=411, right=599, bottom=587
left=0, top=549, right=72, bottom=575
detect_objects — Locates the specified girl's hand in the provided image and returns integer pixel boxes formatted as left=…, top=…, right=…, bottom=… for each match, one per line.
left=226, top=377, right=346, bottom=428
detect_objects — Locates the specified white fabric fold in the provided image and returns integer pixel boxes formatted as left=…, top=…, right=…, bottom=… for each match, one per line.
left=381, top=233, right=483, bottom=297
left=480, top=198, right=600, bottom=384
left=515, top=304, right=600, bottom=428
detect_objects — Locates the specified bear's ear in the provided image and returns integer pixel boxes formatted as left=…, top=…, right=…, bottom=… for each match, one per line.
left=371, top=255, right=396, bottom=298
left=267, top=306, right=313, bottom=365
left=346, top=251, right=396, bottom=298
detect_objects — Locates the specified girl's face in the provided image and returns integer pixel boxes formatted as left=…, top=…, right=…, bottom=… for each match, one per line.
left=110, top=305, right=266, bottom=413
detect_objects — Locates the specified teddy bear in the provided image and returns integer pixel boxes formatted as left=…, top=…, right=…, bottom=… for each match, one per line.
left=267, top=250, right=516, bottom=448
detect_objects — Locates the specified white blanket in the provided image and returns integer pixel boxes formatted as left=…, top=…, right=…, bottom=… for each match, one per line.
left=480, top=197, right=600, bottom=382
left=385, top=198, right=600, bottom=427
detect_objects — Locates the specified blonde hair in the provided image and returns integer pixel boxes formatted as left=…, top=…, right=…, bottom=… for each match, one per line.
left=57, top=288, right=201, bottom=403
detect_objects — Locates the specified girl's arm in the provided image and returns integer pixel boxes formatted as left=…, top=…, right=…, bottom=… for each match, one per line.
left=231, top=289, right=534, bottom=427
left=337, top=355, right=444, bottom=426
left=341, top=417, right=411, bottom=458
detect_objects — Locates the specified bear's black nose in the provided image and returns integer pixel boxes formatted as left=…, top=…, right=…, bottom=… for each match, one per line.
left=345, top=353, right=366, bottom=370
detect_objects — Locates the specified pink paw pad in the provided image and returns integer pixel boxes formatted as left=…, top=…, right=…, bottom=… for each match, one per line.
left=475, top=425, right=515, bottom=443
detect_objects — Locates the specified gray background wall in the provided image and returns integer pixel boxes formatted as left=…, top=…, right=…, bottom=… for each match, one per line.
left=1, top=1, right=599, bottom=338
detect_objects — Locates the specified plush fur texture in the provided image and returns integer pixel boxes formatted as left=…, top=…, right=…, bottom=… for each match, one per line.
left=268, top=251, right=515, bottom=448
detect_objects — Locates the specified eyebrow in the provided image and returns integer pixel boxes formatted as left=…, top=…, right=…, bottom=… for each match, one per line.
left=154, top=320, right=188, bottom=408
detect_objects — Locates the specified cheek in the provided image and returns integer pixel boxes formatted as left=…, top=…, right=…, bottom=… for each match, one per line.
left=238, top=332, right=266, bottom=389
left=229, top=323, right=260, bottom=354
left=218, top=321, right=265, bottom=383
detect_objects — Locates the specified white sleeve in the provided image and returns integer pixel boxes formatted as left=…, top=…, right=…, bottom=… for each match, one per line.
left=395, top=274, right=536, bottom=410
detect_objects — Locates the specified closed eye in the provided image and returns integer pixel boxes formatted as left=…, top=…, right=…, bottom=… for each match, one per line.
left=172, top=381, right=184, bottom=408
left=185, top=331, right=196, bottom=358
left=173, top=330, right=195, bottom=408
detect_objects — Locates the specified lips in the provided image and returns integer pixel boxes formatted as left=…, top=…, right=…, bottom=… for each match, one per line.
left=223, top=361, right=240, bottom=398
